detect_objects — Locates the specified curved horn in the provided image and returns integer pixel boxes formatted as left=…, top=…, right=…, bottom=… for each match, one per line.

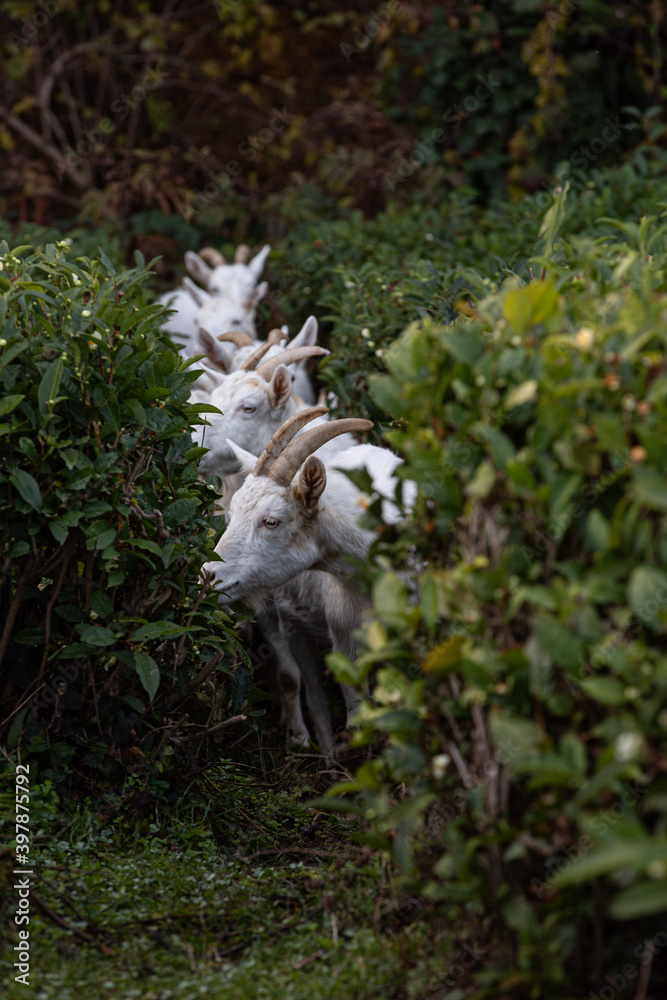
left=240, top=341, right=273, bottom=371
left=266, top=418, right=374, bottom=487
left=234, top=243, right=251, bottom=263
left=216, top=329, right=255, bottom=348
left=267, top=328, right=284, bottom=345
left=199, top=247, right=226, bottom=266
left=256, top=346, right=329, bottom=382
left=253, top=406, right=328, bottom=478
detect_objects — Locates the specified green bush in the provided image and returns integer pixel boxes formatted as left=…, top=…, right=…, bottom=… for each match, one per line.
left=0, top=241, right=245, bottom=788
left=323, top=191, right=667, bottom=993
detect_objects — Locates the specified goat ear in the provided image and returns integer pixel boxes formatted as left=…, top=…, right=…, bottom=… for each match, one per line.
left=183, top=277, right=210, bottom=307
left=295, top=456, right=326, bottom=509
left=226, top=439, right=258, bottom=476
left=249, top=280, right=268, bottom=306
left=197, top=328, right=232, bottom=374
left=268, top=365, right=293, bottom=409
left=185, top=251, right=213, bottom=288
left=289, top=315, right=318, bottom=350
left=248, top=245, right=270, bottom=279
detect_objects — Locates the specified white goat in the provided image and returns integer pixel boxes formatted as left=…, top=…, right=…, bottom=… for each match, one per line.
left=202, top=410, right=415, bottom=750
left=192, top=343, right=351, bottom=487
left=158, top=244, right=270, bottom=356
left=196, top=316, right=320, bottom=405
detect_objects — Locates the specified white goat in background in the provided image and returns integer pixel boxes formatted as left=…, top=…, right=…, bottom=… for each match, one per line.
left=159, top=244, right=270, bottom=356
left=203, top=410, right=415, bottom=751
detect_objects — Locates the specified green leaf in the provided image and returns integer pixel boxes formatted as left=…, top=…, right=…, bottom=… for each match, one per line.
left=502, top=281, right=558, bottom=336
left=0, top=394, right=24, bottom=417
left=131, top=620, right=198, bottom=641
left=38, top=354, right=64, bottom=415
left=133, top=651, right=160, bottom=701
left=534, top=617, right=584, bottom=670
left=77, top=626, right=118, bottom=647
left=579, top=676, right=626, bottom=705
left=628, top=565, right=667, bottom=632
left=90, top=591, right=113, bottom=618
left=422, top=635, right=465, bottom=674
left=611, top=879, right=667, bottom=919
left=10, top=469, right=41, bottom=509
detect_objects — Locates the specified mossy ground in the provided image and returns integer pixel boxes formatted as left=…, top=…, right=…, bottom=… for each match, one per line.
left=1, top=757, right=457, bottom=1000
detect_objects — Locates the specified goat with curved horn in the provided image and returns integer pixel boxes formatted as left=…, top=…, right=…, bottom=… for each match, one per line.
left=234, top=244, right=251, bottom=263
left=267, top=328, right=285, bottom=346
left=199, top=247, right=227, bottom=266
left=263, top=418, right=373, bottom=486
left=255, top=346, right=328, bottom=381
left=240, top=342, right=273, bottom=371
left=216, top=329, right=255, bottom=348
left=253, top=406, right=328, bottom=478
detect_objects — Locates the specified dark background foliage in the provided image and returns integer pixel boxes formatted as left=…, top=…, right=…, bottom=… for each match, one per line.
left=0, top=0, right=662, bottom=241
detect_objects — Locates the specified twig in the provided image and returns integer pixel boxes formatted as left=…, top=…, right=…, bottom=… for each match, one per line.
left=0, top=107, right=89, bottom=189
left=634, top=940, right=654, bottom=1000
left=31, top=891, right=96, bottom=943
left=182, top=714, right=247, bottom=741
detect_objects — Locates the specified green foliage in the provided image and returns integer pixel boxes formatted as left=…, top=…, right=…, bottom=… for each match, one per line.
left=0, top=240, right=245, bottom=785
left=320, top=191, right=667, bottom=992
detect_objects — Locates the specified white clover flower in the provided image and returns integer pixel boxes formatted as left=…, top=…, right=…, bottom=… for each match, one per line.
left=81, top=309, right=91, bottom=318
left=303, top=286, right=311, bottom=294
left=510, top=335, right=521, bottom=347
left=614, top=731, right=643, bottom=761
left=0, top=261, right=4, bottom=271
left=344, top=280, right=355, bottom=289
left=621, top=393, right=636, bottom=411
left=431, top=754, right=451, bottom=780
left=375, top=348, right=384, bottom=358
left=361, top=328, right=370, bottom=338
left=0, top=339, right=6, bottom=347
left=425, top=233, right=434, bottom=241
left=367, top=340, right=375, bottom=348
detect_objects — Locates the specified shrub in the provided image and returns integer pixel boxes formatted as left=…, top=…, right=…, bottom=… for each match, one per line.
left=324, top=193, right=667, bottom=993
left=0, top=241, right=245, bottom=789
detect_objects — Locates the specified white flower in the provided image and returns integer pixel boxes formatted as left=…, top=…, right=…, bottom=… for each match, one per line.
left=614, top=731, right=643, bottom=761
left=0, top=339, right=6, bottom=347
left=431, top=754, right=451, bottom=780
left=344, top=280, right=355, bottom=289
left=425, top=233, right=434, bottom=241
left=475, top=375, right=486, bottom=386
left=361, top=328, right=370, bottom=338
left=72, top=276, right=80, bottom=285
left=81, top=309, right=91, bottom=318
left=575, top=327, right=594, bottom=350
left=375, top=348, right=384, bottom=358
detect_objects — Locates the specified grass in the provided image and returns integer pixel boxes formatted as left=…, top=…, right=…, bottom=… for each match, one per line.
left=1, top=757, right=457, bottom=1000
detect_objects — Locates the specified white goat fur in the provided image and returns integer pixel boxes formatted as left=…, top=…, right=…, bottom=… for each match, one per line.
left=158, top=244, right=270, bottom=357
left=203, top=440, right=415, bottom=750
left=196, top=316, right=319, bottom=405
left=192, top=343, right=345, bottom=485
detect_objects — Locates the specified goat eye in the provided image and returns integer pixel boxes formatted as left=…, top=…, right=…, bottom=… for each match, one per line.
left=242, top=403, right=256, bottom=413
left=262, top=517, right=279, bottom=528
